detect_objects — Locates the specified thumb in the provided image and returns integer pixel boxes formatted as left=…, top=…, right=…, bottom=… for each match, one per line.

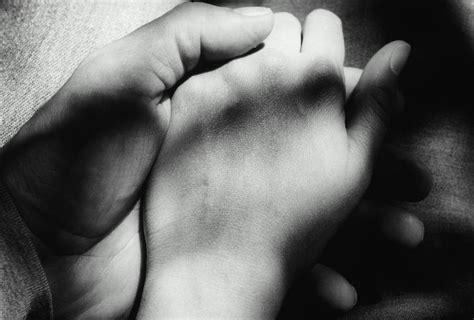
left=0, top=4, right=273, bottom=254
left=347, top=41, right=410, bottom=162
left=130, top=3, right=274, bottom=90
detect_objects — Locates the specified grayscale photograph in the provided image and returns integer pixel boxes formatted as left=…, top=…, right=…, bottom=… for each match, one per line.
left=0, top=0, right=473, bottom=319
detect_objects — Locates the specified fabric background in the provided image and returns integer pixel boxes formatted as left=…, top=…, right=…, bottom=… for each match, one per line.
left=1, top=0, right=473, bottom=318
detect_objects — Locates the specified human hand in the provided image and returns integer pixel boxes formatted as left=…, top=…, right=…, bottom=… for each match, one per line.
left=0, top=3, right=273, bottom=318
left=140, top=9, right=412, bottom=319
left=278, top=69, right=433, bottom=315
left=279, top=147, right=432, bottom=317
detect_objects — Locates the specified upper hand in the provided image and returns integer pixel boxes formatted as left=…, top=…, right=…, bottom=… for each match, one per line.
left=0, top=3, right=273, bottom=318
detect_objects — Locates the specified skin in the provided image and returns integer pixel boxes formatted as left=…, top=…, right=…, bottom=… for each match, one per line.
left=0, top=4, right=275, bottom=318
left=0, top=3, right=430, bottom=319
left=138, top=9, right=416, bottom=319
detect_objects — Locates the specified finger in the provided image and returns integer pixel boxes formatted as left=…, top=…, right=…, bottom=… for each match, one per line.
left=354, top=200, right=424, bottom=247
left=261, top=12, right=301, bottom=54
left=378, top=206, right=425, bottom=247
left=136, top=3, right=274, bottom=90
left=0, top=3, right=274, bottom=253
left=309, top=264, right=358, bottom=312
left=367, top=146, right=433, bottom=202
left=301, top=9, right=345, bottom=70
left=344, top=67, right=363, bottom=99
left=347, top=41, right=411, bottom=162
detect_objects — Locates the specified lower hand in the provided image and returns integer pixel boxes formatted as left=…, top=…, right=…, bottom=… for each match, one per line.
left=279, top=69, right=432, bottom=315
left=279, top=146, right=432, bottom=316
left=140, top=9, right=412, bottom=319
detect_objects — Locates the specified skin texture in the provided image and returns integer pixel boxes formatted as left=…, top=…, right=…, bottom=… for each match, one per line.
left=138, top=9, right=414, bottom=319
left=205, top=2, right=432, bottom=312
left=0, top=3, right=431, bottom=319
left=281, top=71, right=431, bottom=314
left=0, top=3, right=274, bottom=318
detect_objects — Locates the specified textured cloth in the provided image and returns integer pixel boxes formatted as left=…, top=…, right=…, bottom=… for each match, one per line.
left=0, top=0, right=473, bottom=319
left=0, top=177, right=52, bottom=319
left=0, top=0, right=186, bottom=146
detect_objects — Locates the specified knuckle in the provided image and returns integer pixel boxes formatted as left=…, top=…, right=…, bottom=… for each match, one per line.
left=174, top=74, right=217, bottom=116
left=183, top=72, right=232, bottom=109
left=310, top=54, right=340, bottom=78
left=180, top=76, right=207, bottom=99
left=302, top=56, right=344, bottom=97
left=219, top=59, right=254, bottom=90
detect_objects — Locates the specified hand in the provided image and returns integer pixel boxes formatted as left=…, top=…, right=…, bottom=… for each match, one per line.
left=140, top=9, right=412, bottom=319
left=279, top=147, right=432, bottom=317
left=0, top=3, right=273, bottom=318
left=278, top=70, right=433, bottom=315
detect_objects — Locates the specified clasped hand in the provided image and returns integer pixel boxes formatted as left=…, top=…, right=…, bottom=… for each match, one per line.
left=0, top=4, right=430, bottom=319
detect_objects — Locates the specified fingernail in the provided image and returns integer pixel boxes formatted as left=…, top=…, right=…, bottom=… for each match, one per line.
left=390, top=42, right=411, bottom=76
left=234, top=7, right=272, bottom=16
left=410, top=216, right=425, bottom=246
left=401, top=214, right=424, bottom=247
left=351, top=286, right=358, bottom=307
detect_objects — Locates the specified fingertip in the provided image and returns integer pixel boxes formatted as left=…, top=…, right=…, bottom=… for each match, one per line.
left=372, top=40, right=411, bottom=88
left=389, top=41, right=411, bottom=76
left=234, top=6, right=274, bottom=42
left=330, top=278, right=358, bottom=312
left=350, top=284, right=358, bottom=309
left=381, top=211, right=425, bottom=247
left=306, top=8, right=342, bottom=26
left=311, top=265, right=358, bottom=311
left=400, top=214, right=425, bottom=247
left=358, top=40, right=410, bottom=90
left=301, top=8, right=344, bottom=68
left=408, top=214, right=425, bottom=246
left=346, top=40, right=411, bottom=158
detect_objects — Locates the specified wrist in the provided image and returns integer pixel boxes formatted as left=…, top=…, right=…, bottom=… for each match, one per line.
left=139, top=252, right=287, bottom=319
